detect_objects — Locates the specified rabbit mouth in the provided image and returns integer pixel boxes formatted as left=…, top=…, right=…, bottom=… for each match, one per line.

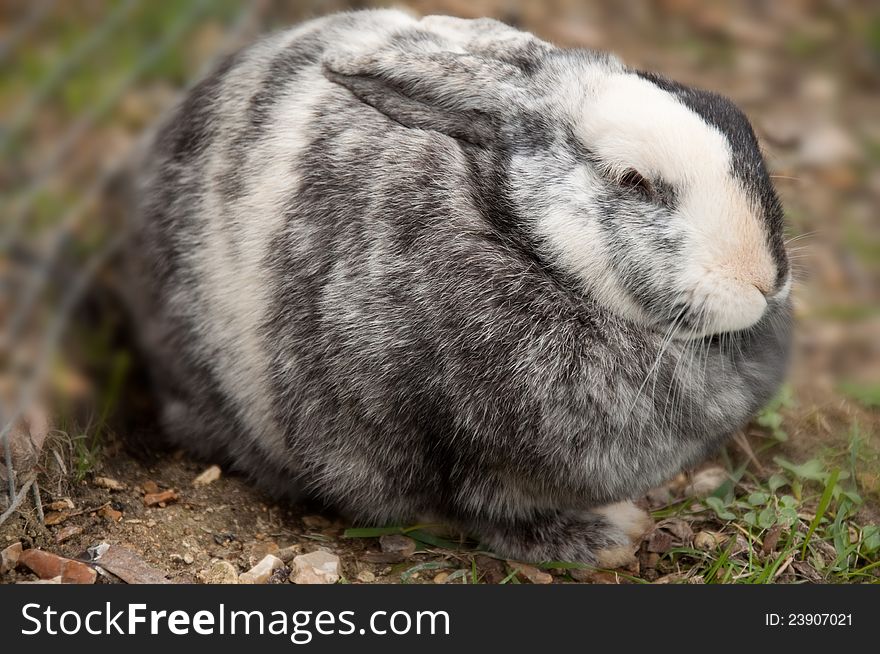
left=656, top=268, right=791, bottom=340
left=658, top=288, right=791, bottom=342
left=648, top=300, right=763, bottom=341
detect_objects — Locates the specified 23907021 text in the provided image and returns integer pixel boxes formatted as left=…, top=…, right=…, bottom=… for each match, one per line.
left=764, top=613, right=852, bottom=626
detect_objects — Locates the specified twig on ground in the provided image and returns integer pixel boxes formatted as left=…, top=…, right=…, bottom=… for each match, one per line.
left=66, top=501, right=111, bottom=518
left=0, top=475, right=36, bottom=526
left=33, top=480, right=44, bottom=523
left=773, top=555, right=795, bottom=581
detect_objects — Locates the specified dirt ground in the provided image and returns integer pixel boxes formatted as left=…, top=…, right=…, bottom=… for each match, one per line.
left=2, top=447, right=384, bottom=585
left=2, top=1, right=878, bottom=583
left=1, top=429, right=875, bottom=584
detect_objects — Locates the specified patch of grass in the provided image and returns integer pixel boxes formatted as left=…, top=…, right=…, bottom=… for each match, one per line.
left=824, top=422, right=880, bottom=503
left=657, top=456, right=878, bottom=583
left=756, top=384, right=795, bottom=442
left=344, top=412, right=878, bottom=584
left=72, top=434, right=103, bottom=483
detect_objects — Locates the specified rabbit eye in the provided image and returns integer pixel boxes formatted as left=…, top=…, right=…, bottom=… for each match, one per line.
left=618, top=168, right=655, bottom=199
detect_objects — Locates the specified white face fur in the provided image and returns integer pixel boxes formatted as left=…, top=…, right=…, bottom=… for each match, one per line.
left=524, top=69, right=789, bottom=339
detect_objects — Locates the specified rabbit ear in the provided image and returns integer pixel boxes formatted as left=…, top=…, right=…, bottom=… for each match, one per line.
left=322, top=48, right=522, bottom=146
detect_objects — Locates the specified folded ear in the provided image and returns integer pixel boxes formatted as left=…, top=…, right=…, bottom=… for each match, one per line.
left=322, top=48, right=522, bottom=147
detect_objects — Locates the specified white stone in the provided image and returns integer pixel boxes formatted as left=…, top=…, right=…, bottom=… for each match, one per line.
left=239, top=554, right=284, bottom=584
left=290, top=551, right=340, bottom=585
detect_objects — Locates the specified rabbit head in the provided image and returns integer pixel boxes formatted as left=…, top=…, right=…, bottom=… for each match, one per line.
left=323, top=37, right=790, bottom=339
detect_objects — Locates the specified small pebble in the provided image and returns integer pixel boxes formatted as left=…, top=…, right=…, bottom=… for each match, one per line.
left=694, top=531, right=725, bottom=550
left=142, top=481, right=160, bottom=495
left=240, top=554, right=284, bottom=584
left=144, top=489, right=179, bottom=507
left=43, top=511, right=69, bottom=526
left=193, top=465, right=222, bottom=487
left=200, top=560, right=239, bottom=584
left=55, top=526, right=83, bottom=544
left=379, top=534, right=416, bottom=557
left=290, top=551, right=340, bottom=585
left=1, top=542, right=23, bottom=574
left=93, top=477, right=125, bottom=491
left=99, top=505, right=123, bottom=522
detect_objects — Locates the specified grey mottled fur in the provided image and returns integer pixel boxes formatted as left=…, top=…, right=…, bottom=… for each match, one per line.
left=127, top=10, right=791, bottom=563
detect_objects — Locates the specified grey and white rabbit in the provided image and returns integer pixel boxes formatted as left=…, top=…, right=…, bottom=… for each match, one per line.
left=128, top=9, right=792, bottom=564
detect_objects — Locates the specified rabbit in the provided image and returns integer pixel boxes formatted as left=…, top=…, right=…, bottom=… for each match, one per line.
left=127, top=9, right=792, bottom=565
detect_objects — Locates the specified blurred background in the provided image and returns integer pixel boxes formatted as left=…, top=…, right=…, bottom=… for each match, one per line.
left=0, top=1, right=877, bottom=583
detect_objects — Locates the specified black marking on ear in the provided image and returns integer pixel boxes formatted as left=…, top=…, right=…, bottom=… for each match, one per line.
left=324, top=67, right=499, bottom=147
left=636, top=71, right=788, bottom=288
left=321, top=48, right=529, bottom=149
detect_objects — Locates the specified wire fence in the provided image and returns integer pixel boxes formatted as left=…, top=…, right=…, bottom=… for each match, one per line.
left=0, top=0, right=267, bottom=526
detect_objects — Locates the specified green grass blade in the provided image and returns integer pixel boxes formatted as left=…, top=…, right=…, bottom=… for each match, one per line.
left=755, top=530, right=795, bottom=584
left=499, top=568, right=520, bottom=585
left=802, top=468, right=839, bottom=560
left=405, top=529, right=468, bottom=550
left=704, top=541, right=733, bottom=584
left=342, top=526, right=403, bottom=538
